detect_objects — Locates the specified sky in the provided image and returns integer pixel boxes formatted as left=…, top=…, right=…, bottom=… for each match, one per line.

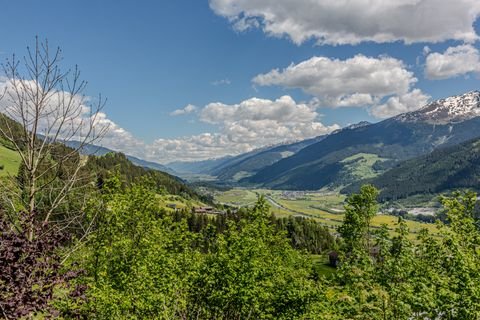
left=0, top=0, right=480, bottom=163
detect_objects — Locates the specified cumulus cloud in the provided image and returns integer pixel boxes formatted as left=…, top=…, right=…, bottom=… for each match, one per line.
left=0, top=78, right=147, bottom=158
left=425, top=44, right=480, bottom=80
left=370, top=89, right=431, bottom=118
left=145, top=96, right=339, bottom=162
left=253, top=55, right=429, bottom=117
left=153, top=96, right=339, bottom=162
left=150, top=96, right=339, bottom=162
left=209, top=0, right=480, bottom=45
left=170, top=104, right=198, bottom=116
left=254, top=55, right=417, bottom=108
left=0, top=78, right=339, bottom=163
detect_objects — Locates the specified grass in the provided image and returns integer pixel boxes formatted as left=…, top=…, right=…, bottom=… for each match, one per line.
left=340, top=153, right=388, bottom=180
left=214, top=188, right=439, bottom=238
left=156, top=194, right=206, bottom=212
left=0, top=145, right=20, bottom=177
left=311, top=254, right=336, bottom=277
left=215, top=188, right=259, bottom=206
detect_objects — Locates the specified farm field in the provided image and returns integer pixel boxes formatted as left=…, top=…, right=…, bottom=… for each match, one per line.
left=215, top=188, right=439, bottom=237
left=156, top=194, right=207, bottom=212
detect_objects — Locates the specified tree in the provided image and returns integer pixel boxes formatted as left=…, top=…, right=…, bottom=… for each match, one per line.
left=339, top=184, right=379, bottom=254
left=0, top=37, right=107, bottom=239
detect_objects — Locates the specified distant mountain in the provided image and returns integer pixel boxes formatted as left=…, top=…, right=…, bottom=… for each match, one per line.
left=167, top=156, right=234, bottom=175
left=396, top=91, right=480, bottom=124
left=343, top=137, right=480, bottom=200
left=168, top=135, right=328, bottom=181
left=64, top=141, right=177, bottom=176
left=246, top=91, right=480, bottom=190
left=212, top=135, right=329, bottom=182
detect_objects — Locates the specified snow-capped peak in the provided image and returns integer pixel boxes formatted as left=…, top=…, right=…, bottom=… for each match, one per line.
left=396, top=91, right=480, bottom=124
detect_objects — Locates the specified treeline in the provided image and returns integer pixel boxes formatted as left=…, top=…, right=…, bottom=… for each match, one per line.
left=86, top=152, right=210, bottom=203
left=343, top=137, right=480, bottom=201
left=171, top=208, right=336, bottom=254
left=4, top=172, right=480, bottom=318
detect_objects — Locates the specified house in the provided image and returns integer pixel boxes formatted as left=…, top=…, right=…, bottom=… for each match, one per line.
left=193, top=206, right=214, bottom=214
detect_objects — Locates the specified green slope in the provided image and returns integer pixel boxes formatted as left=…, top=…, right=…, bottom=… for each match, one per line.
left=86, top=152, right=209, bottom=202
left=343, top=137, right=480, bottom=200
left=247, top=117, right=480, bottom=190
left=0, top=145, right=20, bottom=177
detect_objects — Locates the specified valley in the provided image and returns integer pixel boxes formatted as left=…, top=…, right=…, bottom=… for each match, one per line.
left=3, top=3, right=480, bottom=316
left=213, top=187, right=439, bottom=237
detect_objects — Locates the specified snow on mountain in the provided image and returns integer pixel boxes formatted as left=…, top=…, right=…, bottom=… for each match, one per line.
left=396, top=91, right=480, bottom=124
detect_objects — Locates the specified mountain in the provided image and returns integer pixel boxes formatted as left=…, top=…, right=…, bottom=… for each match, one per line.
left=168, top=156, right=236, bottom=175
left=246, top=91, right=480, bottom=190
left=167, top=135, right=328, bottom=181
left=84, top=152, right=207, bottom=201
left=396, top=91, right=480, bottom=124
left=343, top=137, right=480, bottom=200
left=63, top=141, right=177, bottom=176
left=211, top=135, right=329, bottom=182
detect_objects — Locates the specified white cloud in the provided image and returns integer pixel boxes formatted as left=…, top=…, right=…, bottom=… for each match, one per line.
left=0, top=78, right=339, bottom=163
left=423, top=46, right=431, bottom=56
left=370, top=89, right=431, bottom=118
left=253, top=55, right=417, bottom=107
left=144, top=96, right=340, bottom=163
left=200, top=95, right=318, bottom=125
left=153, top=95, right=339, bottom=162
left=425, top=44, right=480, bottom=80
left=170, top=104, right=198, bottom=116
left=253, top=55, right=429, bottom=117
left=209, top=0, right=480, bottom=45
left=0, top=78, right=147, bottom=158
left=153, top=96, right=339, bottom=162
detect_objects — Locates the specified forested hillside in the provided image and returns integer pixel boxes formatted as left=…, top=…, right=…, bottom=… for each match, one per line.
left=344, top=137, right=480, bottom=200
left=247, top=97, right=480, bottom=190
left=86, top=152, right=202, bottom=200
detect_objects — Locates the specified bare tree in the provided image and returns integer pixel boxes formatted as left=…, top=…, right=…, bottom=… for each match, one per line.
left=0, top=37, right=108, bottom=240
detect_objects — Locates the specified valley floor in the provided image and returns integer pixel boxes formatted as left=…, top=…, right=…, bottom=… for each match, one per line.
left=215, top=188, right=439, bottom=238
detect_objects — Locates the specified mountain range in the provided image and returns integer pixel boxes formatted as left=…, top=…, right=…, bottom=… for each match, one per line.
left=63, top=90, right=480, bottom=197
left=167, top=134, right=328, bottom=182
left=63, top=141, right=178, bottom=176
left=243, top=91, right=480, bottom=190
left=343, top=136, right=480, bottom=200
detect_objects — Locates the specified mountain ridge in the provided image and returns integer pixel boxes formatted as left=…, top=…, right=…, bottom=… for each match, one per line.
left=245, top=91, right=480, bottom=190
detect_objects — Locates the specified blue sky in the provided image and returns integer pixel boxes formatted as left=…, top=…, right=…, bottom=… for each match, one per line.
left=0, top=1, right=479, bottom=162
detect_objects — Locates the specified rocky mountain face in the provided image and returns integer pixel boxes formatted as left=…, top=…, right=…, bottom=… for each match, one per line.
left=396, top=91, right=480, bottom=124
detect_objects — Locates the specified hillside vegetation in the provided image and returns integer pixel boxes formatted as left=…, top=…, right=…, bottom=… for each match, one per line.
left=343, top=137, right=480, bottom=200
left=246, top=117, right=480, bottom=190
left=0, top=145, right=20, bottom=176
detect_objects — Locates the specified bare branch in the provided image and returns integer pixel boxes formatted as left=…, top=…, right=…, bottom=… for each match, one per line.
left=0, top=38, right=108, bottom=240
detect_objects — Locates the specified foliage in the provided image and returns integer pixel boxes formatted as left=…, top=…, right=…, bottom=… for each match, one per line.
left=73, top=184, right=318, bottom=319
left=0, top=211, right=85, bottom=319
left=308, top=187, right=480, bottom=319
left=189, top=197, right=317, bottom=319
left=344, top=137, right=480, bottom=200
